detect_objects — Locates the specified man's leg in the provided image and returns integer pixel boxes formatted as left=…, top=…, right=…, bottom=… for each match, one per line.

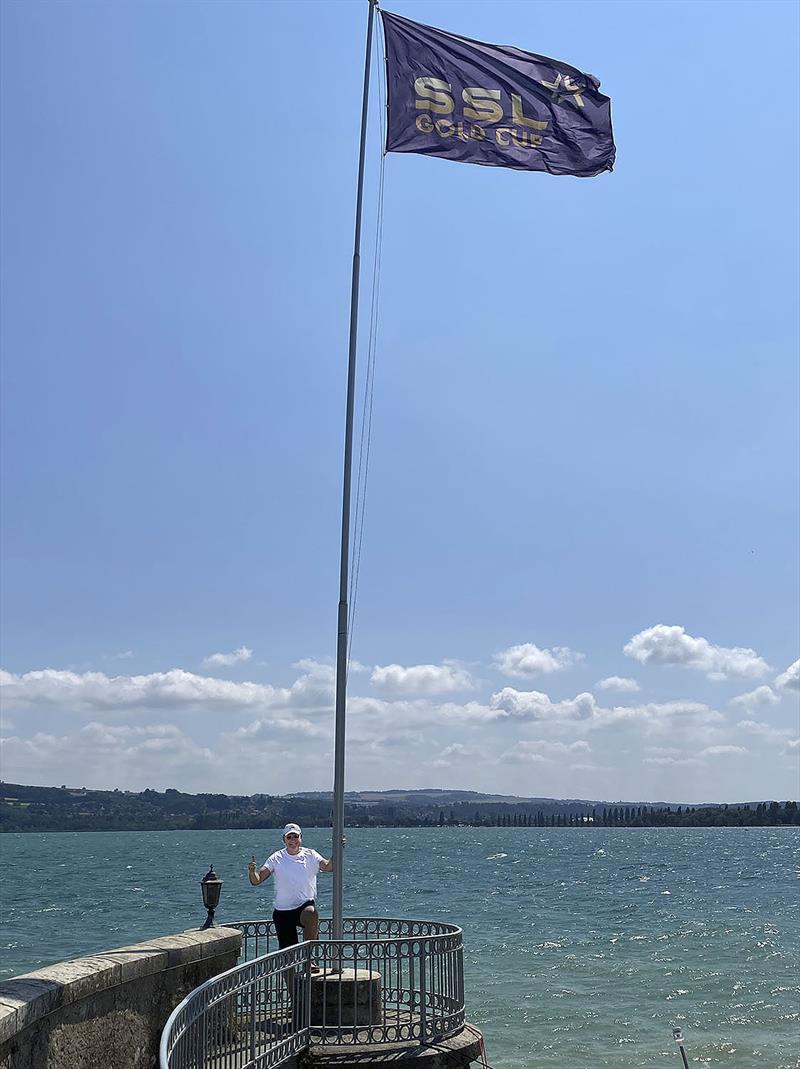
left=273, top=910, right=301, bottom=998
left=299, top=904, right=320, bottom=972
left=273, top=909, right=300, bottom=949
left=299, top=905, right=319, bottom=941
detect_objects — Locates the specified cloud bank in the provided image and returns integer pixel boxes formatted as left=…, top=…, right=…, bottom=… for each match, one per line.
left=2, top=630, right=796, bottom=799
left=0, top=664, right=333, bottom=714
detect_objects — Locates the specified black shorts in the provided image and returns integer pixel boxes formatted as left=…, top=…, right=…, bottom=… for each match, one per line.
left=273, top=899, right=315, bottom=948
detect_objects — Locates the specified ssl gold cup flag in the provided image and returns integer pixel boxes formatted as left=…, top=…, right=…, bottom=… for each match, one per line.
left=382, top=9, right=615, bottom=175
left=331, top=2, right=615, bottom=939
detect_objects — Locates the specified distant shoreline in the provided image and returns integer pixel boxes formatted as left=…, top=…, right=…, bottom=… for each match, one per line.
left=1, top=781, right=796, bottom=833
left=4, top=822, right=799, bottom=835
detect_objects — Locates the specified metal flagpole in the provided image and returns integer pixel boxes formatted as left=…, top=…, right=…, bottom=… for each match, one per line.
left=332, top=0, right=378, bottom=944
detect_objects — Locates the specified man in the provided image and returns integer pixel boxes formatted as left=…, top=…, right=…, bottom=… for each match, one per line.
left=248, top=823, right=332, bottom=962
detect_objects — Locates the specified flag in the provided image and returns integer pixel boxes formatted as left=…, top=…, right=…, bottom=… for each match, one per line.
left=381, top=10, right=615, bottom=177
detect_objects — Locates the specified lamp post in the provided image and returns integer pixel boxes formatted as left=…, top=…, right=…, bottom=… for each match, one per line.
left=200, top=865, right=223, bottom=930
left=672, top=1027, right=690, bottom=1069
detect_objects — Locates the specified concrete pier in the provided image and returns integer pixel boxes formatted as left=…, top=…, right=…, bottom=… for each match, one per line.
left=305, top=1024, right=484, bottom=1068
left=0, top=927, right=242, bottom=1069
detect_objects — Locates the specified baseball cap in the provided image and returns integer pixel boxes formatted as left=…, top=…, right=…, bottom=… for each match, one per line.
left=283, top=823, right=302, bottom=837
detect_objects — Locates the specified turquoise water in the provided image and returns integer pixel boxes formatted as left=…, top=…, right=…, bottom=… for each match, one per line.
left=1, top=827, right=798, bottom=1068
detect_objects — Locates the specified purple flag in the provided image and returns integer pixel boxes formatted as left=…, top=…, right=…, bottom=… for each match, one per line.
left=381, top=10, right=615, bottom=177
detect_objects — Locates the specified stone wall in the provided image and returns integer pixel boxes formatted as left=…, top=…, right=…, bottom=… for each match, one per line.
left=0, top=926, right=242, bottom=1069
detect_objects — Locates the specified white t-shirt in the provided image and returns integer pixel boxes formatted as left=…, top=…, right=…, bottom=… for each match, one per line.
left=263, top=847, right=324, bottom=910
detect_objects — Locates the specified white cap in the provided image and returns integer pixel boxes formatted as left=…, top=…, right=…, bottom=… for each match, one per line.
left=283, top=823, right=302, bottom=838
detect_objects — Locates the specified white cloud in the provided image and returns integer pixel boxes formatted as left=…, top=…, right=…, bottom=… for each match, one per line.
left=490, top=688, right=596, bottom=721
left=698, top=745, right=747, bottom=757
left=349, top=729, right=426, bottom=756
left=226, top=716, right=326, bottom=741
left=440, top=743, right=474, bottom=759
left=81, top=721, right=183, bottom=742
left=2, top=721, right=213, bottom=787
left=493, top=643, right=583, bottom=679
left=428, top=742, right=476, bottom=768
left=517, top=739, right=590, bottom=757
left=483, top=688, right=723, bottom=733
left=111, top=650, right=135, bottom=660
left=735, top=719, right=795, bottom=744
left=370, top=663, right=474, bottom=695
left=623, top=624, right=768, bottom=680
left=499, top=739, right=591, bottom=765
left=435, top=700, right=500, bottom=722
left=736, top=719, right=775, bottom=735
left=203, top=646, right=253, bottom=667
left=730, top=686, right=780, bottom=711
left=287, top=660, right=335, bottom=708
left=595, top=676, right=640, bottom=693
left=0, top=666, right=314, bottom=714
left=775, top=659, right=800, bottom=691
left=593, top=699, right=723, bottom=727
left=500, top=748, right=548, bottom=764
left=785, top=738, right=800, bottom=751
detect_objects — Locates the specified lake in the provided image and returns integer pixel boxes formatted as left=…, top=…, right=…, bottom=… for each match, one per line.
left=1, top=826, right=797, bottom=1068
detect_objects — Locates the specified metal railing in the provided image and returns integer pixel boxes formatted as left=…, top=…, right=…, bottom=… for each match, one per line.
left=160, top=917, right=465, bottom=1069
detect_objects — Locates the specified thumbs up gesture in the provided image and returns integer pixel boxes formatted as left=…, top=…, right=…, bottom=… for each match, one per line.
left=248, top=855, right=258, bottom=885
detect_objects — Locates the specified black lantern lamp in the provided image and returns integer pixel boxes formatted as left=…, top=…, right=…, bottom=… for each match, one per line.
left=200, top=865, right=223, bottom=930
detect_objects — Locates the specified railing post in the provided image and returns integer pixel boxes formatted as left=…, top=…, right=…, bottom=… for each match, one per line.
left=198, top=988, right=208, bottom=1069
left=458, top=936, right=465, bottom=1023
left=249, top=979, right=257, bottom=1064
left=305, top=942, right=312, bottom=1036
left=418, top=942, right=427, bottom=1043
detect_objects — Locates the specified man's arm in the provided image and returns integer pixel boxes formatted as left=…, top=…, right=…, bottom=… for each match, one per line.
left=318, top=837, right=343, bottom=872
left=248, top=854, right=273, bottom=886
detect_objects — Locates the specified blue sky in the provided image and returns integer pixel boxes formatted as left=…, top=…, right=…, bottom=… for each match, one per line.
left=1, top=0, right=798, bottom=802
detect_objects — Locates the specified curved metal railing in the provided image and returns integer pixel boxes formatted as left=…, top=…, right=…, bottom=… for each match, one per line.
left=160, top=917, right=465, bottom=1069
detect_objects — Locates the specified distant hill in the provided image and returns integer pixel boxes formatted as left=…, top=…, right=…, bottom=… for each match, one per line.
left=0, top=781, right=796, bottom=833
left=293, top=788, right=527, bottom=804
left=293, top=788, right=694, bottom=807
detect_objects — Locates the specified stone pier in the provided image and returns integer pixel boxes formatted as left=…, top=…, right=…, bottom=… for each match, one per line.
left=0, top=926, right=242, bottom=1069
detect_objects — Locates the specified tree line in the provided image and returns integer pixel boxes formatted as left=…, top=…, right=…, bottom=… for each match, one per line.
left=477, top=801, right=799, bottom=827
left=0, top=782, right=797, bottom=832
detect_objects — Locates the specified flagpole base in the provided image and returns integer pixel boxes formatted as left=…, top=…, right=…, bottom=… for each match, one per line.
left=310, top=968, right=382, bottom=1027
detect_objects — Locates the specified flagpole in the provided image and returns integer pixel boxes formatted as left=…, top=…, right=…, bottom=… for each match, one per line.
left=332, top=0, right=377, bottom=944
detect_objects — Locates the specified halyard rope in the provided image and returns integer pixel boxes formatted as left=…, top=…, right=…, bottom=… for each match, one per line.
left=348, top=11, right=387, bottom=673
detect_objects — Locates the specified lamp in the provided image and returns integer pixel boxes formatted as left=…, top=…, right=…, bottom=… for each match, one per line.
left=200, top=865, right=223, bottom=930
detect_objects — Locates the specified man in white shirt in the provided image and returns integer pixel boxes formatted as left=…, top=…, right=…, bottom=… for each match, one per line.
left=248, top=823, right=333, bottom=957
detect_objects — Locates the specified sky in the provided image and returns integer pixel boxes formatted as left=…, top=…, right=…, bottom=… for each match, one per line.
left=1, top=0, right=798, bottom=804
